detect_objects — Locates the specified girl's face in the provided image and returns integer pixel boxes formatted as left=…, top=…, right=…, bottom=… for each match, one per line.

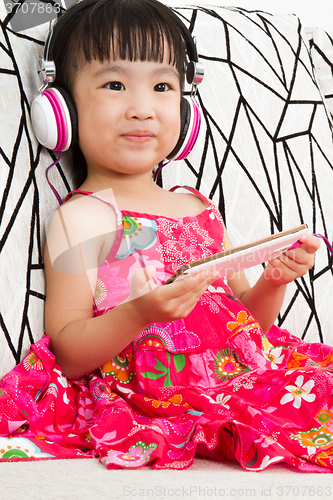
left=72, top=54, right=181, bottom=181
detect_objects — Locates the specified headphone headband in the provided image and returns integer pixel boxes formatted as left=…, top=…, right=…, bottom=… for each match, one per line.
left=45, top=0, right=97, bottom=63
left=38, top=0, right=204, bottom=88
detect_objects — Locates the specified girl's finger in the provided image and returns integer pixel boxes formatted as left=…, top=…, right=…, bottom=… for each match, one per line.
left=294, top=234, right=321, bottom=254
left=176, top=271, right=218, bottom=303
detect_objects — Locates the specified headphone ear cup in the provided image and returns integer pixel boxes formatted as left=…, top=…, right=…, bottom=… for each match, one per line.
left=31, top=86, right=78, bottom=151
left=167, top=96, right=201, bottom=161
left=54, top=87, right=78, bottom=148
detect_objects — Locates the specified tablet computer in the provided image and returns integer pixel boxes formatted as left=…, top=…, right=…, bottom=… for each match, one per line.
left=164, top=224, right=309, bottom=284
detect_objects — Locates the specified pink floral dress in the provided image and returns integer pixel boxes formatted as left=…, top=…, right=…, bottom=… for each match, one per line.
left=1, top=187, right=333, bottom=472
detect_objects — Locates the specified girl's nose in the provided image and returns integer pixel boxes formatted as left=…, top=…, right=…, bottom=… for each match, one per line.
left=126, top=91, right=156, bottom=121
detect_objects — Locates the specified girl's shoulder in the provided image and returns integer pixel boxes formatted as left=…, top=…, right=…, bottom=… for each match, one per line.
left=60, top=189, right=119, bottom=238
left=45, top=189, right=120, bottom=271
left=170, top=191, right=207, bottom=218
left=165, top=186, right=215, bottom=219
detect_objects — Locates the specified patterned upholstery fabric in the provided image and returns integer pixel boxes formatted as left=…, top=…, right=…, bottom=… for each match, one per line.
left=306, top=28, right=333, bottom=117
left=0, top=3, right=332, bottom=378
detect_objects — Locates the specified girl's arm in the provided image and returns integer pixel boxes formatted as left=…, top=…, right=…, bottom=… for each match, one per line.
left=225, top=230, right=320, bottom=333
left=45, top=248, right=216, bottom=379
left=45, top=199, right=217, bottom=379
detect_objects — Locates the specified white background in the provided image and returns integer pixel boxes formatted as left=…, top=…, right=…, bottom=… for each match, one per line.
left=166, top=1, right=333, bottom=32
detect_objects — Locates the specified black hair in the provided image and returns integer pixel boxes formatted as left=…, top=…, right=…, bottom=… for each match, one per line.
left=52, top=0, right=188, bottom=187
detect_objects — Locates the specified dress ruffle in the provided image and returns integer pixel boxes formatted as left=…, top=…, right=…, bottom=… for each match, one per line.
left=1, top=328, right=333, bottom=472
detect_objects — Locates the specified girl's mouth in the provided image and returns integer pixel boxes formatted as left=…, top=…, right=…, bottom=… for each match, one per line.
left=122, top=130, right=155, bottom=143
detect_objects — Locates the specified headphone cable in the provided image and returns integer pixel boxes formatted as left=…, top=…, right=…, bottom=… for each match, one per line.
left=45, top=152, right=63, bottom=205
left=153, top=160, right=170, bottom=182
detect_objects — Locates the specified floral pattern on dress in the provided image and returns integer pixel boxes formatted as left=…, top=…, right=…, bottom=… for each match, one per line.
left=117, top=216, right=158, bottom=259
left=198, top=291, right=230, bottom=313
left=140, top=352, right=186, bottom=387
left=144, top=394, right=190, bottom=410
left=93, top=279, right=108, bottom=305
left=101, top=354, right=135, bottom=385
left=93, top=265, right=129, bottom=311
left=214, top=348, right=250, bottom=380
left=103, top=440, right=157, bottom=468
left=291, top=427, right=333, bottom=456
left=156, top=218, right=215, bottom=272
left=280, top=375, right=316, bottom=409
left=287, top=351, right=311, bottom=370
left=22, top=352, right=43, bottom=371
left=0, top=437, right=53, bottom=460
left=315, top=407, right=333, bottom=427
left=262, top=334, right=287, bottom=369
left=226, top=310, right=259, bottom=335
left=131, top=323, right=201, bottom=353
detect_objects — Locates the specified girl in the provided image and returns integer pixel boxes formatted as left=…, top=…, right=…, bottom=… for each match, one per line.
left=1, top=0, right=332, bottom=472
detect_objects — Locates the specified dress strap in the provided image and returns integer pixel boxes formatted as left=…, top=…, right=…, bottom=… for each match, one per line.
left=64, top=189, right=93, bottom=202
left=169, top=185, right=211, bottom=207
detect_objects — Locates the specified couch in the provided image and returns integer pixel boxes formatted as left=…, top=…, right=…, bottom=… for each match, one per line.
left=1, top=1, right=333, bottom=495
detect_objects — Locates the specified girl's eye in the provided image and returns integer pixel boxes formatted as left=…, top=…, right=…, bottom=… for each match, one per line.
left=105, top=82, right=125, bottom=91
left=154, top=83, right=171, bottom=92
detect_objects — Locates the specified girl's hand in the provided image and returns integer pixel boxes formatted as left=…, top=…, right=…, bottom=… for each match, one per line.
left=122, top=266, right=218, bottom=325
left=265, top=234, right=320, bottom=286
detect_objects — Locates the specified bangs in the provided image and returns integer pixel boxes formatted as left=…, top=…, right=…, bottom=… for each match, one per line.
left=53, top=0, right=187, bottom=91
left=86, top=5, right=183, bottom=68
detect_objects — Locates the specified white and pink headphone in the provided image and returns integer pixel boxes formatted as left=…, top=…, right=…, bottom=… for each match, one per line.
left=30, top=0, right=204, bottom=160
